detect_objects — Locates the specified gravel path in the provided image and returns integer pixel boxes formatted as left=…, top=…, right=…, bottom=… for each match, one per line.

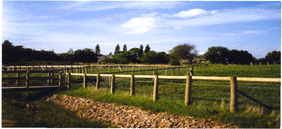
left=47, top=94, right=238, bottom=128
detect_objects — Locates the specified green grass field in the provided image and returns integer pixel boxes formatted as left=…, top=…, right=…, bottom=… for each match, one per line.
left=2, top=64, right=281, bottom=128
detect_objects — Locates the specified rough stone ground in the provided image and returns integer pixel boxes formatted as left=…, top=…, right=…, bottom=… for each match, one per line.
left=47, top=94, right=238, bottom=128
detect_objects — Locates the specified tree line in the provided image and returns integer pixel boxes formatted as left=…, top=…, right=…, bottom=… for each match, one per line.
left=2, top=40, right=280, bottom=65
left=204, top=46, right=281, bottom=64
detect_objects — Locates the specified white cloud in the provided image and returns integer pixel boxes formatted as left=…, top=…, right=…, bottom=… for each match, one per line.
left=58, top=1, right=184, bottom=11
left=121, top=17, right=155, bottom=34
left=243, top=30, right=260, bottom=34
left=169, top=8, right=280, bottom=28
left=173, top=9, right=218, bottom=18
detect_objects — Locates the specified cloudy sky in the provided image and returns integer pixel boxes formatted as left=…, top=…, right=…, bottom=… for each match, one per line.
left=2, top=1, right=281, bottom=59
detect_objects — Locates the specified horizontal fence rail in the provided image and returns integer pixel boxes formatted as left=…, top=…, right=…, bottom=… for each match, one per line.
left=69, top=72, right=280, bottom=113
left=2, top=70, right=67, bottom=90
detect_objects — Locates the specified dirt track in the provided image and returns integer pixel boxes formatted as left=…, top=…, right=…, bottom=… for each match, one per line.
left=47, top=94, right=238, bottom=128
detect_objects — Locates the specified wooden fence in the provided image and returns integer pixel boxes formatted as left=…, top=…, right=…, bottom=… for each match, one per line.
left=2, top=65, right=280, bottom=113
left=2, top=70, right=66, bottom=89
left=69, top=73, right=280, bottom=113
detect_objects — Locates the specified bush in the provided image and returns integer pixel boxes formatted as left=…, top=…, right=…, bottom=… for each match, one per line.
left=169, top=59, right=180, bottom=65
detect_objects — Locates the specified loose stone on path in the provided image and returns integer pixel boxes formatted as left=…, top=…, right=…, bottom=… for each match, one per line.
left=47, top=94, right=238, bottom=128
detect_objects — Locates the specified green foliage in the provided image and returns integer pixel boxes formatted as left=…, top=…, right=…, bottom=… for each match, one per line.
left=123, top=44, right=127, bottom=52
left=156, top=52, right=170, bottom=64
left=141, top=51, right=170, bottom=64
left=265, top=50, right=281, bottom=63
left=204, top=46, right=230, bottom=64
left=114, top=44, right=120, bottom=55
left=99, top=56, right=114, bottom=64
left=95, top=44, right=100, bottom=54
left=169, top=59, right=180, bottom=65
left=228, top=50, right=254, bottom=64
left=112, top=51, right=136, bottom=64
left=2, top=40, right=60, bottom=64
left=139, top=45, right=144, bottom=57
left=144, top=44, right=150, bottom=53
left=169, top=43, right=197, bottom=64
left=141, top=51, right=157, bottom=64
left=74, top=48, right=98, bottom=63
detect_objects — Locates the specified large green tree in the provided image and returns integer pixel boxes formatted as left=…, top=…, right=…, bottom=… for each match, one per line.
left=139, top=45, right=143, bottom=57
left=204, top=46, right=230, bottom=64
left=123, top=44, right=127, bottom=52
left=228, top=50, right=254, bottom=64
left=144, top=44, right=150, bottom=53
left=265, top=50, right=281, bottom=63
left=95, top=44, right=100, bottom=55
left=74, top=48, right=97, bottom=62
left=141, top=51, right=158, bottom=64
left=128, top=47, right=141, bottom=60
left=169, top=43, right=197, bottom=64
left=114, top=44, right=120, bottom=55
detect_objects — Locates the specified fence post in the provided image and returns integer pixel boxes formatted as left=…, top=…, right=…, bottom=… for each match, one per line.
left=48, top=72, right=51, bottom=85
left=153, top=75, right=159, bottom=101
left=71, top=66, right=73, bottom=73
left=19, top=66, right=21, bottom=71
left=16, top=72, right=20, bottom=86
left=96, top=73, right=100, bottom=90
left=83, top=73, right=87, bottom=88
left=67, top=72, right=71, bottom=89
left=26, top=71, right=30, bottom=89
left=130, top=74, right=135, bottom=96
left=190, top=66, right=193, bottom=76
left=59, top=71, right=62, bottom=87
left=156, top=67, right=158, bottom=75
left=85, top=67, right=88, bottom=74
left=185, top=75, right=192, bottom=106
left=51, top=71, right=53, bottom=84
left=111, top=74, right=115, bottom=94
left=230, top=77, right=237, bottom=113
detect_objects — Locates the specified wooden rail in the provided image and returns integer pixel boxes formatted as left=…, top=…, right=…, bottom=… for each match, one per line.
left=3, top=65, right=189, bottom=76
left=69, top=73, right=280, bottom=113
left=2, top=70, right=66, bottom=90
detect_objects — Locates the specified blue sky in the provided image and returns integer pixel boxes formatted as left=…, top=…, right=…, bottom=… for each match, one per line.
left=2, top=1, right=281, bottom=59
